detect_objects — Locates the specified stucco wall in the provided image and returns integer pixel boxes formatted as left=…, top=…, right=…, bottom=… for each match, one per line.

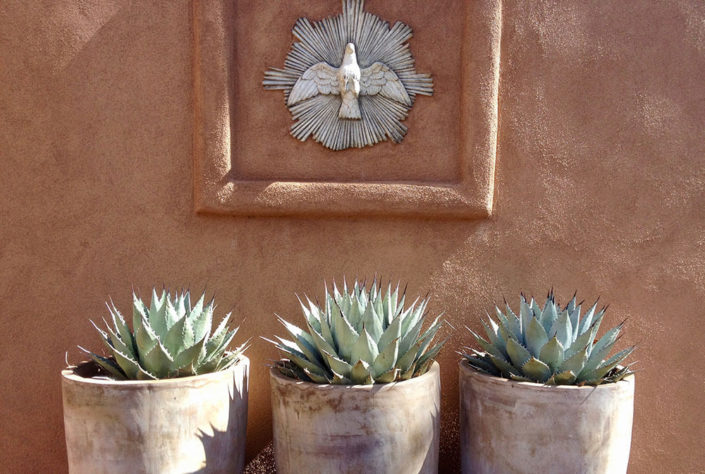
left=1, top=1, right=704, bottom=472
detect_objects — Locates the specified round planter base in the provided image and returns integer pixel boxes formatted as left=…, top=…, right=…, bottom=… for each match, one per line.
left=270, top=362, right=441, bottom=474
left=62, top=357, right=249, bottom=474
left=459, top=360, right=634, bottom=474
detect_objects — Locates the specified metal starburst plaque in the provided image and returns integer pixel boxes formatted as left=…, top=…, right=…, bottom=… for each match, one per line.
left=264, top=0, right=433, bottom=151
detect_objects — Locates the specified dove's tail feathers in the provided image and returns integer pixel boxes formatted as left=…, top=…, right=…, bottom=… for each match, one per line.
left=338, top=96, right=361, bottom=120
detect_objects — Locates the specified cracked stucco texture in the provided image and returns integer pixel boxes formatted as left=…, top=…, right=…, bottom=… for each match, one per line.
left=1, top=1, right=704, bottom=472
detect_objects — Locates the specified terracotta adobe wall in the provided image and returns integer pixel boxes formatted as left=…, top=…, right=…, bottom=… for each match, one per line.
left=1, top=1, right=704, bottom=472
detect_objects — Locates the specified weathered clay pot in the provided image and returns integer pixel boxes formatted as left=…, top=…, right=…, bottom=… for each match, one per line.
left=62, top=356, right=249, bottom=474
left=270, top=362, right=441, bottom=474
left=459, top=360, right=634, bottom=474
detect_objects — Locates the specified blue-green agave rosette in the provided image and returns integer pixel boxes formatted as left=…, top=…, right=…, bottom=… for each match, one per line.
left=81, top=289, right=247, bottom=380
left=269, top=279, right=445, bottom=384
left=464, top=291, right=634, bottom=386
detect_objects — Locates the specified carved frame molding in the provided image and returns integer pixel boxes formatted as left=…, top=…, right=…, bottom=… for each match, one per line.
left=193, top=0, right=501, bottom=218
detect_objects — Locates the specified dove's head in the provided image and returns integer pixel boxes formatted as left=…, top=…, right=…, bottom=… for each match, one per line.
left=342, top=43, right=358, bottom=66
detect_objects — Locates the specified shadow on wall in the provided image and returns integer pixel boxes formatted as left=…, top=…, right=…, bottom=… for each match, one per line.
left=189, top=368, right=249, bottom=474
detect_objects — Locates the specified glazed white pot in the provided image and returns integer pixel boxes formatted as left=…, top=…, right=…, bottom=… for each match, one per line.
left=62, top=356, right=249, bottom=474
left=459, top=360, right=634, bottom=474
left=270, top=362, right=441, bottom=474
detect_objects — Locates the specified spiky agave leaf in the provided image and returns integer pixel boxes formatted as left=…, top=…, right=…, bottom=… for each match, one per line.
left=463, top=291, right=634, bottom=386
left=81, top=288, right=246, bottom=380
left=270, top=278, right=445, bottom=384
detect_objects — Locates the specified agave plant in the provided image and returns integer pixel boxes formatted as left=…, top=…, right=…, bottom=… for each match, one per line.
left=81, top=288, right=247, bottom=380
left=464, top=291, right=634, bottom=386
left=268, top=279, right=445, bottom=385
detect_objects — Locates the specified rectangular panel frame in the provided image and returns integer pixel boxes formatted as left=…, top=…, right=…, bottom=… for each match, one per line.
left=193, top=0, right=501, bottom=218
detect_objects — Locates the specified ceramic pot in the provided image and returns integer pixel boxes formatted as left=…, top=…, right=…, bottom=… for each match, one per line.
left=270, top=361, right=441, bottom=474
left=459, top=360, right=634, bottom=474
left=62, top=356, right=249, bottom=474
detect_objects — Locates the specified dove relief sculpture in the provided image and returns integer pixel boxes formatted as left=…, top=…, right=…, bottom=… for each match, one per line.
left=264, top=0, right=433, bottom=151
left=287, top=43, right=411, bottom=120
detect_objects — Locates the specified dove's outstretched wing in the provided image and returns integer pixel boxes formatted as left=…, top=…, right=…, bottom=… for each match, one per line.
left=360, top=62, right=411, bottom=105
left=287, top=62, right=339, bottom=106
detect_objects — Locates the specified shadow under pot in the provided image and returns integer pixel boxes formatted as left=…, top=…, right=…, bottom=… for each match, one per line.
left=61, top=357, right=249, bottom=474
left=270, top=361, right=441, bottom=474
left=458, top=360, right=634, bottom=474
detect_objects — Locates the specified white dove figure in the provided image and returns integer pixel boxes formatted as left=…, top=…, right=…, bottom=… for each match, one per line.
left=287, top=42, right=411, bottom=120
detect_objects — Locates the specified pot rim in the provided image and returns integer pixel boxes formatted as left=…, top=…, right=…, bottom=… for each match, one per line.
left=270, top=360, right=439, bottom=392
left=458, top=358, right=634, bottom=392
left=61, top=355, right=249, bottom=387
